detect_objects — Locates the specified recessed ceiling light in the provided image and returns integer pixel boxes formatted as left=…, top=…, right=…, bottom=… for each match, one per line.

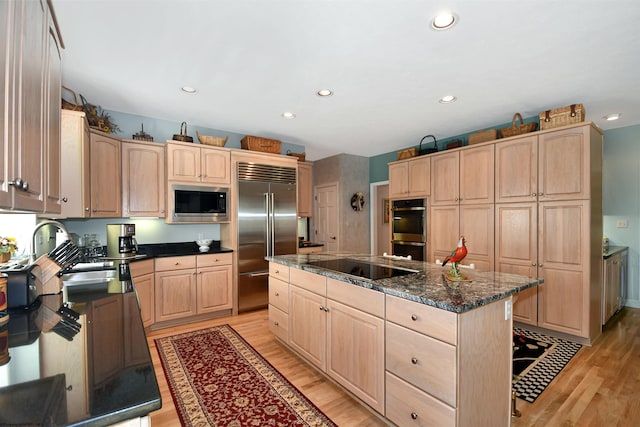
left=316, top=89, right=333, bottom=97
left=439, top=95, right=457, bottom=104
left=432, top=12, right=456, bottom=30
left=604, top=113, right=621, bottom=121
left=181, top=86, right=197, bottom=94
left=282, top=111, right=296, bottom=119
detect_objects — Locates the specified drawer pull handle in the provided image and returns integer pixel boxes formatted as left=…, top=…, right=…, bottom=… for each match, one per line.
left=411, top=412, right=418, bottom=420
left=411, top=357, right=418, bottom=365
left=275, top=269, right=280, bottom=274
left=411, top=314, right=418, bottom=321
left=175, top=262, right=179, bottom=265
left=274, top=321, right=279, bottom=326
left=275, top=292, right=279, bottom=296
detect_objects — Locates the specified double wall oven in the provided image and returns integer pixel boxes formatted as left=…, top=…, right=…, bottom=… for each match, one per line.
left=391, top=198, right=426, bottom=261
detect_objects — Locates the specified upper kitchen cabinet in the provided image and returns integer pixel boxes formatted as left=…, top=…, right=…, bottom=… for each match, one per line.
left=430, top=144, right=494, bottom=206
left=297, top=161, right=313, bottom=217
left=1, top=0, right=62, bottom=212
left=90, top=129, right=122, bottom=217
left=388, top=156, right=430, bottom=199
left=122, top=140, right=165, bottom=217
left=59, top=110, right=91, bottom=217
left=166, top=141, right=230, bottom=185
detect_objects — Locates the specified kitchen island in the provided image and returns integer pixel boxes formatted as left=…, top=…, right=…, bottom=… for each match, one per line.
left=0, top=271, right=161, bottom=426
left=267, top=253, right=542, bottom=427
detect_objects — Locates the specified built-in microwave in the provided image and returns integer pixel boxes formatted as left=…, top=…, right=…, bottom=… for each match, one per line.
left=169, top=184, right=228, bottom=223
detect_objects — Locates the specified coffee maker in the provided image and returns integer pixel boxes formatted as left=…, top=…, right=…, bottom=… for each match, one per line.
left=106, top=224, right=138, bottom=258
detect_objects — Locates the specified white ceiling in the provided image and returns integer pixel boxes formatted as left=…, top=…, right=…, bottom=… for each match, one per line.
left=53, top=0, right=640, bottom=161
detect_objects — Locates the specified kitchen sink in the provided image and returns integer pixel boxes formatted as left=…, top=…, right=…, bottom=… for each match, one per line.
left=61, top=269, right=118, bottom=286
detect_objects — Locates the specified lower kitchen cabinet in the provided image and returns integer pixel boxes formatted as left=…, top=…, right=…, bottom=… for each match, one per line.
left=268, top=266, right=290, bottom=342
left=130, top=259, right=155, bottom=328
left=602, top=248, right=627, bottom=325
left=289, top=283, right=327, bottom=370
left=90, top=295, right=125, bottom=386
left=196, top=253, right=233, bottom=313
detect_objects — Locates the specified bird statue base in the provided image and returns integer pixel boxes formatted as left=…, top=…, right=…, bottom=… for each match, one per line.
left=445, top=263, right=472, bottom=282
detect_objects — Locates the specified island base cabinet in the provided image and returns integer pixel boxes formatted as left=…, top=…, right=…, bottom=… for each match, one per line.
left=386, top=372, right=455, bottom=427
left=288, top=285, right=327, bottom=371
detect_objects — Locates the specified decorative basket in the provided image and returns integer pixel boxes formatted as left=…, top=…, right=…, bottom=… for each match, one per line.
left=286, top=150, right=306, bottom=162
left=499, top=113, right=538, bottom=138
left=539, top=104, right=585, bottom=130
left=241, top=135, right=282, bottom=154
left=197, top=131, right=228, bottom=147
left=418, top=135, right=438, bottom=156
left=446, top=139, right=464, bottom=150
left=61, top=86, right=83, bottom=111
left=397, top=147, right=417, bottom=160
left=468, top=128, right=498, bottom=145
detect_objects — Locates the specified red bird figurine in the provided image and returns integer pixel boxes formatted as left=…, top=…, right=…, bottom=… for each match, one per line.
left=442, top=236, right=467, bottom=278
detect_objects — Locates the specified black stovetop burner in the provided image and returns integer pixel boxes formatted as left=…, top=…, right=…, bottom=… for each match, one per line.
left=305, top=258, right=415, bottom=281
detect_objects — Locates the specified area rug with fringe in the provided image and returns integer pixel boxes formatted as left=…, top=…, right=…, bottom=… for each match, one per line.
left=512, top=327, right=582, bottom=403
left=155, top=324, right=336, bottom=427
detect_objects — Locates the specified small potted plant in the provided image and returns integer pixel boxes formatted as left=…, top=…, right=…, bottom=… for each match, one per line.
left=0, top=237, right=17, bottom=263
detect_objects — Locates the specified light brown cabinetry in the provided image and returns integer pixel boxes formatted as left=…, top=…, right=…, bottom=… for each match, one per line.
left=388, top=156, right=430, bottom=199
left=166, top=141, right=231, bottom=185
left=90, top=295, right=125, bottom=386
left=154, top=253, right=233, bottom=324
left=496, top=123, right=603, bottom=342
left=89, top=129, right=122, bottom=217
left=1, top=0, right=62, bottom=213
left=122, top=140, right=165, bottom=217
left=602, top=249, right=627, bottom=325
left=130, top=259, right=155, bottom=328
left=59, top=110, right=91, bottom=217
left=268, top=263, right=290, bottom=342
left=385, top=294, right=512, bottom=427
left=297, top=161, right=313, bottom=217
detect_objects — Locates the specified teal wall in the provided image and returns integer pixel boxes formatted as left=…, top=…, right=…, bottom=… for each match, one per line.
left=102, top=109, right=305, bottom=154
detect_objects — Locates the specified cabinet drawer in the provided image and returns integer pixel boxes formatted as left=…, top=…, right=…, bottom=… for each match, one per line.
left=327, top=278, right=384, bottom=318
left=155, top=255, right=197, bottom=271
left=386, top=322, right=457, bottom=407
left=290, top=268, right=326, bottom=296
left=269, top=263, right=290, bottom=282
left=129, top=258, right=154, bottom=277
left=269, top=277, right=289, bottom=313
left=197, top=252, right=232, bottom=267
left=386, top=294, right=457, bottom=345
left=386, top=372, right=455, bottom=427
left=269, top=305, right=288, bottom=343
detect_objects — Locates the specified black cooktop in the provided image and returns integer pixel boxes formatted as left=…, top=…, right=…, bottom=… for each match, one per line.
left=306, top=258, right=415, bottom=281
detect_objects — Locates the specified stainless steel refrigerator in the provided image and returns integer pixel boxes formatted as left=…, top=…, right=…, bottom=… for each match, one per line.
left=237, top=162, right=297, bottom=312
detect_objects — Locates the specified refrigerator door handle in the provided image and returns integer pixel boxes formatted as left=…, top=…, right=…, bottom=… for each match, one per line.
left=247, top=271, right=269, bottom=278
left=265, top=192, right=271, bottom=257
left=270, top=192, right=276, bottom=256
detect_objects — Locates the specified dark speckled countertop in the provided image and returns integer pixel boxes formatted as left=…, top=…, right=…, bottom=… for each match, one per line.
left=267, top=253, right=542, bottom=313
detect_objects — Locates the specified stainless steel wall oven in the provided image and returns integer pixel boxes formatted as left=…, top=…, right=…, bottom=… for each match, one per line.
left=391, top=198, right=426, bottom=261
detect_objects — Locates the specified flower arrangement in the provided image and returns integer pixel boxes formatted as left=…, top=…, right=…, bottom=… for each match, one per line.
left=0, top=237, right=17, bottom=254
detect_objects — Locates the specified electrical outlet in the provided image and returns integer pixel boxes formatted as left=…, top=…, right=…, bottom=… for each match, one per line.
left=505, top=299, right=512, bottom=320
left=616, top=219, right=628, bottom=228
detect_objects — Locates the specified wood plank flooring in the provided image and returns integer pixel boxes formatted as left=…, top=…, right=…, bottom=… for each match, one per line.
left=146, top=307, right=640, bottom=427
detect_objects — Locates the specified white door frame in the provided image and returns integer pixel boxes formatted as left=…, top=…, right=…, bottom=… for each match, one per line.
left=370, top=180, right=389, bottom=255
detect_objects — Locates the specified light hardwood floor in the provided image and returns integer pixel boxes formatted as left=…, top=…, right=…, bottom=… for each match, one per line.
left=146, top=307, right=640, bottom=427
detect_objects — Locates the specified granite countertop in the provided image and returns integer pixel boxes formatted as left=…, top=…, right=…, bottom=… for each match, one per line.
left=267, top=253, right=542, bottom=313
left=0, top=268, right=161, bottom=426
left=603, top=245, right=628, bottom=259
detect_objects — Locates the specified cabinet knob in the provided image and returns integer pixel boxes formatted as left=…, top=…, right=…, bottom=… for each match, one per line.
left=539, top=192, right=544, bottom=197
left=411, top=314, right=418, bottom=321
left=274, top=321, right=279, bottom=326
left=539, top=263, right=543, bottom=267
left=532, top=192, right=537, bottom=197
left=62, top=197, right=68, bottom=203
left=8, top=178, right=28, bottom=191
left=411, top=412, right=418, bottom=420
left=85, top=207, right=90, bottom=211
left=275, top=292, right=279, bottom=297
left=275, top=269, right=280, bottom=274
left=175, top=262, right=180, bottom=265
left=531, top=263, right=537, bottom=266
left=411, top=357, right=418, bottom=365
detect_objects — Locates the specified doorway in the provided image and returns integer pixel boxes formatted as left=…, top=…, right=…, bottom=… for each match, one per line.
left=315, top=182, right=339, bottom=252
left=370, top=181, right=390, bottom=256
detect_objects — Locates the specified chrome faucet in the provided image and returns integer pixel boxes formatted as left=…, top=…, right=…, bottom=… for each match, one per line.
left=30, top=220, right=70, bottom=263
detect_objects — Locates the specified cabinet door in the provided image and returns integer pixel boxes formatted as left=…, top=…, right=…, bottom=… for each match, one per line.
left=327, top=299, right=384, bottom=413
left=90, top=131, right=122, bottom=217
left=289, top=285, right=327, bottom=371
left=388, top=162, right=408, bottom=198
left=0, top=1, right=13, bottom=208
left=60, top=111, right=91, bottom=217
left=495, top=135, right=537, bottom=204
left=603, top=255, right=620, bottom=325
left=201, top=147, right=230, bottom=185
left=459, top=144, right=494, bottom=204
left=537, top=200, right=590, bottom=337
left=133, top=272, right=155, bottom=328
left=430, top=204, right=459, bottom=263
left=166, top=143, right=200, bottom=182
left=123, top=292, right=149, bottom=367
left=155, top=269, right=197, bottom=322
left=430, top=151, right=459, bottom=205
left=122, top=141, right=165, bottom=217
left=538, top=125, right=590, bottom=201
left=197, top=265, right=233, bottom=313
left=43, top=23, right=62, bottom=214
left=91, top=295, right=124, bottom=386
left=495, top=203, right=538, bottom=325
left=408, top=156, right=430, bottom=197
left=13, top=0, right=46, bottom=211
left=459, top=204, right=494, bottom=271
left=297, top=162, right=313, bottom=217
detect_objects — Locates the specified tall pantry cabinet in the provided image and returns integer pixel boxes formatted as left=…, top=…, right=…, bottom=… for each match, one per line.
left=495, top=123, right=603, bottom=342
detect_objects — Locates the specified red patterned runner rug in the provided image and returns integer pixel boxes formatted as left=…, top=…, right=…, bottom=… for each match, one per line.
left=155, top=324, right=336, bottom=427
